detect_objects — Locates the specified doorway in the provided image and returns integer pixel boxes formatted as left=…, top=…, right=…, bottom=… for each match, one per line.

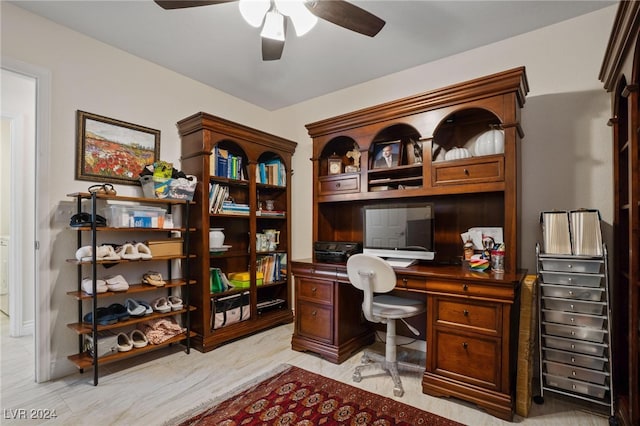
left=1, top=58, right=52, bottom=383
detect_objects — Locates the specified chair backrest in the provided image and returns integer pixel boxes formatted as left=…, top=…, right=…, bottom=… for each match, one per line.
left=346, top=254, right=396, bottom=323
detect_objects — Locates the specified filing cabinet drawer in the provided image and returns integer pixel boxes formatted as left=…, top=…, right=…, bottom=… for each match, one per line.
left=433, top=329, right=500, bottom=389
left=544, top=360, right=609, bottom=385
left=318, top=174, right=360, bottom=195
left=435, top=298, right=500, bottom=334
left=540, top=258, right=603, bottom=274
left=432, top=156, right=504, bottom=186
left=297, top=302, right=333, bottom=343
left=542, top=297, right=605, bottom=315
left=539, top=271, right=603, bottom=288
left=297, top=277, right=333, bottom=304
left=543, top=322, right=607, bottom=343
left=543, top=374, right=607, bottom=399
left=541, top=284, right=604, bottom=301
left=543, top=348, right=607, bottom=371
left=543, top=335, right=607, bottom=357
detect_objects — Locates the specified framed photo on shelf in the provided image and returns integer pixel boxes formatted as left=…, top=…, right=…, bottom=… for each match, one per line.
left=371, top=140, right=401, bottom=169
left=405, top=138, right=423, bottom=165
left=76, top=110, right=160, bottom=185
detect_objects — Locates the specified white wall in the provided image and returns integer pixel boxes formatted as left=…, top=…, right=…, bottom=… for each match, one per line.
left=1, top=2, right=618, bottom=380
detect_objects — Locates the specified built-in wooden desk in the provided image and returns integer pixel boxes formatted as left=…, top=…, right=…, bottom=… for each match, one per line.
left=291, top=259, right=525, bottom=421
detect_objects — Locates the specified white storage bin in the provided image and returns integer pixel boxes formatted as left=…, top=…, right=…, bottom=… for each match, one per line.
left=103, top=205, right=137, bottom=228
left=540, top=258, right=603, bottom=273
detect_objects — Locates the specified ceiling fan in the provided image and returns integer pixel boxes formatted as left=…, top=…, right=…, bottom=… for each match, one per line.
left=154, top=0, right=385, bottom=61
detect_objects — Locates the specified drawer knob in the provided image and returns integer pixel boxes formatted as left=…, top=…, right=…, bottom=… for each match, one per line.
left=335, top=182, right=341, bottom=188
left=570, top=304, right=575, bottom=310
left=402, top=278, right=408, bottom=288
left=462, top=342, right=468, bottom=349
left=462, top=284, right=469, bottom=291
left=463, top=309, right=469, bottom=316
left=567, top=264, right=573, bottom=268
left=572, top=371, right=577, bottom=376
left=311, top=310, right=317, bottom=317
left=311, top=287, right=317, bottom=293
left=463, top=168, right=469, bottom=175
left=568, top=290, right=574, bottom=295
left=571, top=357, right=576, bottom=363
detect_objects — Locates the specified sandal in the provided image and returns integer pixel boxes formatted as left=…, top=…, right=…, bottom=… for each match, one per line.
left=168, top=296, right=183, bottom=311
left=88, top=183, right=117, bottom=196
left=142, top=271, right=165, bottom=287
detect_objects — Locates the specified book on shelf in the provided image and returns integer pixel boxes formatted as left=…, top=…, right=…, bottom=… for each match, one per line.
left=209, top=183, right=229, bottom=214
left=256, top=158, right=285, bottom=186
left=210, top=146, right=245, bottom=180
left=256, top=253, right=287, bottom=284
left=256, top=210, right=285, bottom=217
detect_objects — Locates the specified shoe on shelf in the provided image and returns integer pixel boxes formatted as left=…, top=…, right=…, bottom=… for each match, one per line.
left=83, top=307, right=117, bottom=325
left=104, top=274, right=129, bottom=292
left=75, top=245, right=120, bottom=262
left=137, top=300, right=153, bottom=315
left=151, top=297, right=171, bottom=313
left=129, top=329, right=149, bottom=348
left=81, top=278, right=108, bottom=294
left=107, top=303, right=130, bottom=322
left=142, top=271, right=165, bottom=287
left=135, top=242, right=153, bottom=260
left=124, top=298, right=146, bottom=317
left=115, top=243, right=141, bottom=260
left=116, top=332, right=133, bottom=352
left=168, top=296, right=183, bottom=311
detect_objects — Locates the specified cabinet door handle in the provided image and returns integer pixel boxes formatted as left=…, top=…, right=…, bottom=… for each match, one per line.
left=462, top=342, right=468, bottom=349
left=463, top=309, right=469, bottom=316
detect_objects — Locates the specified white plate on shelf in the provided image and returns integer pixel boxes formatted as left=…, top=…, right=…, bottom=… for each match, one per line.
left=209, top=245, right=232, bottom=253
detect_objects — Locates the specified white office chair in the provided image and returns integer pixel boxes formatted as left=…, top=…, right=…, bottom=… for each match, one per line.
left=346, top=253, right=426, bottom=397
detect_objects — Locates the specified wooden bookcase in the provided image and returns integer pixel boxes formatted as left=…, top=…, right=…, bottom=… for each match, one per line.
left=600, top=3, right=640, bottom=424
left=178, top=112, right=297, bottom=352
left=292, top=67, right=528, bottom=420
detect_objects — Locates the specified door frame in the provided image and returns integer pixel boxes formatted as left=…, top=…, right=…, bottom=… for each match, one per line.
left=2, top=57, right=52, bottom=383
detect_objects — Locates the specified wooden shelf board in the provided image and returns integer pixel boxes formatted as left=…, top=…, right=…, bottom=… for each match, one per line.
left=67, top=306, right=196, bottom=335
left=66, top=279, right=196, bottom=300
left=67, top=331, right=196, bottom=369
left=67, top=192, right=194, bottom=205
left=66, top=254, right=196, bottom=265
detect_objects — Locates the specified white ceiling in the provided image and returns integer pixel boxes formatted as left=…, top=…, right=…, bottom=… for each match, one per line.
left=12, top=0, right=615, bottom=110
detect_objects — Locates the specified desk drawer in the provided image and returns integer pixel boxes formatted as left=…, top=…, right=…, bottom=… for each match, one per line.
left=397, top=276, right=427, bottom=291
left=433, top=329, right=500, bottom=389
left=297, top=301, right=332, bottom=343
left=296, top=278, right=333, bottom=304
left=432, top=156, right=503, bottom=186
left=435, top=298, right=500, bottom=334
left=426, top=279, right=514, bottom=300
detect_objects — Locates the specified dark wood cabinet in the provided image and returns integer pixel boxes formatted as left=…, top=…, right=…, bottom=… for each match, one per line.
left=293, top=68, right=528, bottom=420
left=600, top=3, right=640, bottom=424
left=179, top=112, right=297, bottom=352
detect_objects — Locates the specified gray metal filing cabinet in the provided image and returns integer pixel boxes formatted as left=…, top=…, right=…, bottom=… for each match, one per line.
left=535, top=243, right=616, bottom=423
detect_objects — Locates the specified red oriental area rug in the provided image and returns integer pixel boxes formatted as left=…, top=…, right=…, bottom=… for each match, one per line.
left=169, top=364, right=463, bottom=425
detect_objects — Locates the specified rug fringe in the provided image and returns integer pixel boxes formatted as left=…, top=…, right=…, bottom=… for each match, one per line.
left=163, top=363, right=293, bottom=426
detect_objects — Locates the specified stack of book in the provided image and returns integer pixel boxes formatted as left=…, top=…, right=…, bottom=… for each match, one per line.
left=257, top=253, right=287, bottom=284
left=256, top=158, right=285, bottom=186
left=220, top=201, right=250, bottom=215
left=257, top=209, right=285, bottom=217
left=210, top=147, right=245, bottom=180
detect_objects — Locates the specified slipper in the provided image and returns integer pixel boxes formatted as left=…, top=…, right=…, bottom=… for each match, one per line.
left=125, top=298, right=146, bottom=317
left=151, top=297, right=171, bottom=313
left=137, top=300, right=153, bottom=315
left=104, top=274, right=129, bottom=292
left=81, top=278, right=108, bottom=294
left=134, top=242, right=153, bottom=259
left=129, top=329, right=149, bottom=348
left=168, top=296, right=183, bottom=311
left=88, top=183, right=117, bottom=196
left=83, top=307, right=117, bottom=325
left=75, top=246, right=92, bottom=261
left=116, top=243, right=141, bottom=260
left=107, top=303, right=130, bottom=322
left=77, top=245, right=120, bottom=262
left=116, top=332, right=133, bottom=352
left=142, top=271, right=165, bottom=287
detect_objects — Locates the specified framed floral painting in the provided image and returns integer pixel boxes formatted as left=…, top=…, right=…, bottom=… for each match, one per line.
left=76, top=110, right=160, bottom=185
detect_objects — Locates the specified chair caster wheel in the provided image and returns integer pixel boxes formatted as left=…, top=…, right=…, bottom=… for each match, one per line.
left=353, top=372, right=362, bottom=382
left=393, top=387, right=404, bottom=397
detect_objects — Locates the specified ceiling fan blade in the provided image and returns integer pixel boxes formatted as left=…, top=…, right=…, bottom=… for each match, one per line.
left=305, top=0, right=385, bottom=37
left=262, top=38, right=285, bottom=61
left=154, top=1, right=236, bottom=10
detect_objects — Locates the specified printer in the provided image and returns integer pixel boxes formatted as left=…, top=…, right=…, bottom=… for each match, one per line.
left=314, top=241, right=362, bottom=263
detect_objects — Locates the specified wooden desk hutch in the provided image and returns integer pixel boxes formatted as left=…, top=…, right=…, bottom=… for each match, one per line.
left=291, top=67, right=529, bottom=421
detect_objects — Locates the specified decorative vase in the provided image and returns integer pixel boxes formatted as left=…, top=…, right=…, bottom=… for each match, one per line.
left=209, top=228, right=225, bottom=248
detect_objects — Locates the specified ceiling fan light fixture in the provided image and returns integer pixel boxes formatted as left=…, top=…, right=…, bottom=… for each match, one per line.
left=261, top=10, right=286, bottom=41
left=239, top=0, right=270, bottom=27
left=275, top=0, right=317, bottom=37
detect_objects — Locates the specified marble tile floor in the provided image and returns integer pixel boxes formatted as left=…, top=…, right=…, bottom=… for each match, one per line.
left=1, top=313, right=610, bottom=425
